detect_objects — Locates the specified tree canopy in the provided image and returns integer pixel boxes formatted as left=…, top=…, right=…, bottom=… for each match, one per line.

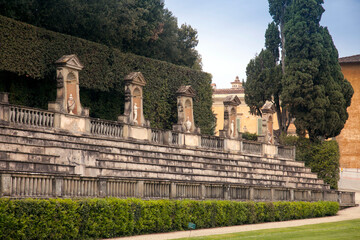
left=0, top=0, right=201, bottom=69
left=245, top=0, right=353, bottom=141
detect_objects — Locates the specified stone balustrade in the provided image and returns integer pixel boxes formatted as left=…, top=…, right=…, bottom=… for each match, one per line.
left=242, top=141, right=262, bottom=155
left=90, top=118, right=123, bottom=138
left=151, top=129, right=164, bottom=144
left=201, top=135, right=224, bottom=150
left=278, top=146, right=296, bottom=159
left=9, top=105, right=54, bottom=128
left=0, top=173, right=355, bottom=206
left=0, top=100, right=296, bottom=160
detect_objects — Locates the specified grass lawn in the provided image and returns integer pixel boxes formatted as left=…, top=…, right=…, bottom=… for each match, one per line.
left=177, top=219, right=360, bottom=240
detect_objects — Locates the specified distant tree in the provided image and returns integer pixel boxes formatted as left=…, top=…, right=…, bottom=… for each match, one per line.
left=245, top=22, right=291, bottom=134
left=245, top=0, right=353, bottom=141
left=282, top=0, right=353, bottom=140
left=0, top=0, right=201, bottom=69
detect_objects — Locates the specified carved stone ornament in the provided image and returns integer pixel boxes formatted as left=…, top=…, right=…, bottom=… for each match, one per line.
left=67, top=94, right=75, bottom=114
left=56, top=72, right=64, bottom=88
left=224, top=110, right=229, bottom=120
left=124, top=87, right=131, bottom=102
left=185, top=116, right=192, bottom=133
left=178, top=102, right=183, bottom=112
left=133, top=103, right=138, bottom=124
left=230, top=120, right=234, bottom=136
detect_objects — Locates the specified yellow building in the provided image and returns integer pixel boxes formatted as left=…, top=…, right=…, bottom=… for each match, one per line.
left=212, top=76, right=279, bottom=136
left=337, top=54, right=360, bottom=169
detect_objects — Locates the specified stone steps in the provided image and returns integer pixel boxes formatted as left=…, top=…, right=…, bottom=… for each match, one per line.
left=0, top=149, right=59, bottom=164
left=0, top=128, right=309, bottom=173
left=0, top=125, right=329, bottom=190
left=89, top=166, right=326, bottom=190
left=97, top=149, right=314, bottom=176
left=97, top=159, right=324, bottom=184
left=95, top=158, right=325, bottom=186
left=0, top=159, right=75, bottom=175
left=0, top=126, right=303, bottom=166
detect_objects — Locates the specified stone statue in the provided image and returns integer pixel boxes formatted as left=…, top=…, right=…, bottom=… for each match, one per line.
left=230, top=120, right=234, bottom=137
left=185, top=116, right=192, bottom=133
left=267, top=131, right=272, bottom=144
left=133, top=103, right=138, bottom=124
left=67, top=94, right=75, bottom=114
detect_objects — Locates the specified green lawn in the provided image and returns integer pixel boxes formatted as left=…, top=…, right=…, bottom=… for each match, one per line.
left=177, top=219, right=360, bottom=240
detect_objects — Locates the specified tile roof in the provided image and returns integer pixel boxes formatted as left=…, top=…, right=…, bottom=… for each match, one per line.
left=339, top=54, right=360, bottom=63
left=213, top=88, right=244, bottom=94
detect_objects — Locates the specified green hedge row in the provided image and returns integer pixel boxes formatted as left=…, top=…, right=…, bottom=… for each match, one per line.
left=0, top=15, right=215, bottom=133
left=0, top=198, right=339, bottom=240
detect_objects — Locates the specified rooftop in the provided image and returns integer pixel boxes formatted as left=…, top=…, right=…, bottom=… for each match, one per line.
left=213, top=88, right=244, bottom=95
left=339, top=54, right=360, bottom=63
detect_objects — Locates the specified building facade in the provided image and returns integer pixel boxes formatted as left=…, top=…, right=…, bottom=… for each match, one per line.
left=212, top=76, right=279, bottom=136
left=337, top=54, right=360, bottom=191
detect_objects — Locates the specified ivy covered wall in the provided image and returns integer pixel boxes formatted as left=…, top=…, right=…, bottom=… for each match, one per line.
left=0, top=16, right=215, bottom=133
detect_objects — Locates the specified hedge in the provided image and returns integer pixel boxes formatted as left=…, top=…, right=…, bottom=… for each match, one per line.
left=279, top=134, right=340, bottom=189
left=0, top=198, right=339, bottom=240
left=0, top=15, right=215, bottom=133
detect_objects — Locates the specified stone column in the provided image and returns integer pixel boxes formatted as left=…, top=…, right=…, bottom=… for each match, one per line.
left=261, top=101, right=276, bottom=144
left=118, top=72, right=149, bottom=127
left=0, top=174, right=12, bottom=196
left=48, top=54, right=89, bottom=117
left=172, top=85, right=200, bottom=134
left=53, top=177, right=63, bottom=197
left=136, top=180, right=144, bottom=198
left=219, top=95, right=241, bottom=139
left=0, top=92, right=9, bottom=123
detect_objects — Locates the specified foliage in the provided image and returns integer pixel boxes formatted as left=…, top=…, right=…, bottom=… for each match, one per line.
left=279, top=135, right=340, bottom=189
left=0, top=198, right=339, bottom=239
left=0, top=0, right=201, bottom=69
left=245, top=0, right=353, bottom=140
left=0, top=15, right=215, bottom=133
left=242, top=132, right=258, bottom=141
left=282, top=0, right=353, bottom=140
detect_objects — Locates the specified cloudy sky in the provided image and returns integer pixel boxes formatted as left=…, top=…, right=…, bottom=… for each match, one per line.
left=165, top=0, right=360, bottom=89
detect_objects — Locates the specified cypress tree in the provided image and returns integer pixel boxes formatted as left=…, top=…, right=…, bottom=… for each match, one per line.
left=282, top=0, right=353, bottom=140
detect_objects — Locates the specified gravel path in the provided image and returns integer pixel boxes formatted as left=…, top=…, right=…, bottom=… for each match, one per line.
left=109, top=192, right=360, bottom=240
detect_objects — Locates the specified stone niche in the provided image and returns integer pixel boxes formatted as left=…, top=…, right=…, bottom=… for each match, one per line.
left=220, top=95, right=241, bottom=139
left=261, top=101, right=276, bottom=144
left=118, top=72, right=150, bottom=127
left=48, top=54, right=89, bottom=116
left=173, top=85, right=200, bottom=134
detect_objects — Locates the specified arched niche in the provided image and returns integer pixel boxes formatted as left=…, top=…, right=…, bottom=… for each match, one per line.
left=184, top=99, right=193, bottom=123
left=66, top=72, right=78, bottom=114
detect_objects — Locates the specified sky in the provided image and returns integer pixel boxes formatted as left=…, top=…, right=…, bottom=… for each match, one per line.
left=165, top=0, right=360, bottom=89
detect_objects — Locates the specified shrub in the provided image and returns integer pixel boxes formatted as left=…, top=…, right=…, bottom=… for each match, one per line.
left=0, top=198, right=339, bottom=239
left=0, top=15, right=215, bottom=134
left=279, top=134, right=340, bottom=189
left=242, top=132, right=258, bottom=141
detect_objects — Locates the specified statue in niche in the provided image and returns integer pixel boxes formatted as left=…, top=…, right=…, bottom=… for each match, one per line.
left=267, top=131, right=272, bottom=144
left=230, top=120, right=234, bottom=136
left=67, top=94, right=75, bottom=114
left=185, top=116, right=192, bottom=133
left=133, top=103, right=138, bottom=124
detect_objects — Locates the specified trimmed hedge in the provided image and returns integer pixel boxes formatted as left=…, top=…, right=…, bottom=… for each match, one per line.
left=0, top=15, right=215, bottom=133
left=0, top=198, right=339, bottom=239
